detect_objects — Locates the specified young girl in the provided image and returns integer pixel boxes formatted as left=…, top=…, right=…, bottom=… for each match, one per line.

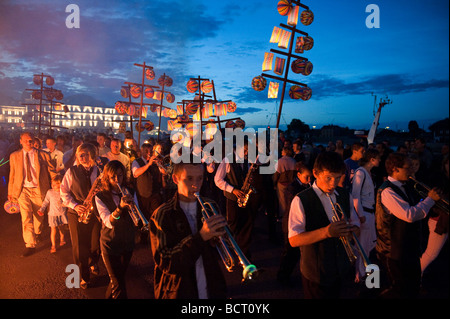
left=94, top=160, right=137, bottom=299
left=38, top=175, right=68, bottom=253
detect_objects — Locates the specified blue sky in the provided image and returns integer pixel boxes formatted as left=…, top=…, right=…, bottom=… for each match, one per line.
left=0, top=0, right=448, bottom=132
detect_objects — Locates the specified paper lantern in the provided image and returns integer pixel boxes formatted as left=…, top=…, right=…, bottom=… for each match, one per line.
left=186, top=79, right=199, bottom=93
left=135, top=123, right=145, bottom=132
left=252, top=76, right=267, bottom=91
left=186, top=122, right=200, bottom=137
left=291, top=59, right=307, bottom=74
left=296, top=36, right=314, bottom=53
left=128, top=104, right=136, bottom=116
left=235, top=119, right=246, bottom=129
left=120, top=87, right=129, bottom=98
left=168, top=109, right=177, bottom=119
left=277, top=0, right=292, bottom=16
left=227, top=101, right=237, bottom=113
left=201, top=80, right=213, bottom=93
left=153, top=91, right=164, bottom=101
left=287, top=5, right=299, bottom=26
left=115, top=102, right=126, bottom=115
left=130, top=85, right=141, bottom=98
left=46, top=76, right=54, bottom=86
left=300, top=86, right=312, bottom=101
left=177, top=104, right=184, bottom=115
left=202, top=105, right=210, bottom=119
left=55, top=91, right=64, bottom=100
left=225, top=120, right=236, bottom=129
left=214, top=103, right=227, bottom=117
left=144, top=87, right=154, bottom=99
left=164, top=76, right=173, bottom=87
left=145, top=69, right=155, bottom=80
left=289, top=85, right=303, bottom=99
left=4, top=200, right=19, bottom=214
left=44, top=89, right=55, bottom=100
left=186, top=102, right=198, bottom=115
left=204, top=121, right=218, bottom=139
left=302, top=61, right=313, bottom=76
left=268, top=82, right=279, bottom=98
left=144, top=121, right=154, bottom=131
left=300, top=9, right=314, bottom=26
left=166, top=92, right=175, bottom=103
left=32, top=91, right=42, bottom=100
left=274, top=57, right=285, bottom=75
left=33, top=75, right=42, bottom=85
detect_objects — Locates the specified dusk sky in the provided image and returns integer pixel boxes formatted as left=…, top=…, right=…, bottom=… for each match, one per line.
left=0, top=0, right=448, bottom=132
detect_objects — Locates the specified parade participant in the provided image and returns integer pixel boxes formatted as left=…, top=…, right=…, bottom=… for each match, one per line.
left=273, top=146, right=296, bottom=219
left=277, top=162, right=312, bottom=285
left=95, top=160, right=137, bottom=299
left=131, top=143, right=165, bottom=234
left=214, top=141, right=259, bottom=257
left=96, top=132, right=111, bottom=157
left=351, top=148, right=380, bottom=282
left=37, top=175, right=68, bottom=253
left=60, top=143, right=102, bottom=289
left=150, top=161, right=227, bottom=299
left=288, top=151, right=361, bottom=298
left=375, top=152, right=440, bottom=298
left=43, top=136, right=65, bottom=173
left=106, top=138, right=131, bottom=182
left=8, top=132, right=57, bottom=257
left=340, top=142, right=365, bottom=190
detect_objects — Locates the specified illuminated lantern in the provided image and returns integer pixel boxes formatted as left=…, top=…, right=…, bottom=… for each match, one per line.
left=144, top=121, right=155, bottom=131
left=153, top=91, right=163, bottom=101
left=44, top=89, right=55, bottom=100
left=128, top=104, right=135, bottom=116
left=201, top=105, right=210, bottom=119
left=289, top=85, right=303, bottom=99
left=166, top=92, right=175, bottom=103
left=115, top=102, right=125, bottom=115
left=54, top=103, right=63, bottom=111
left=214, top=103, right=227, bottom=117
left=120, top=87, right=129, bottom=98
left=268, top=82, right=279, bottom=98
left=252, top=76, right=267, bottom=91
left=235, top=119, right=246, bottom=129
left=204, top=120, right=218, bottom=139
left=300, top=9, right=314, bottom=26
left=135, top=123, right=145, bottom=132
left=45, top=76, right=54, bottom=86
left=130, top=85, right=141, bottom=98
left=33, top=75, right=42, bottom=85
left=168, top=109, right=177, bottom=119
left=186, top=102, right=198, bottom=115
left=225, top=120, right=236, bottom=129
left=227, top=101, right=237, bottom=113
left=140, top=106, right=148, bottom=118
left=177, top=104, right=184, bottom=115
left=164, top=76, right=173, bottom=87
left=186, top=79, right=199, bottom=93
left=186, top=122, right=200, bottom=137
left=32, top=91, right=42, bottom=100
left=300, top=86, right=312, bottom=101
left=144, top=87, right=154, bottom=99
left=145, top=68, right=155, bottom=80
left=277, top=0, right=292, bottom=16
left=200, top=80, right=213, bottom=93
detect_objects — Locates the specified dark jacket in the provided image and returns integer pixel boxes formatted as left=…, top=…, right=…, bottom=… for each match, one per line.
left=149, top=193, right=226, bottom=299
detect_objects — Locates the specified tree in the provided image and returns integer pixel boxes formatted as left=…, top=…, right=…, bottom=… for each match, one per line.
left=286, top=119, right=310, bottom=140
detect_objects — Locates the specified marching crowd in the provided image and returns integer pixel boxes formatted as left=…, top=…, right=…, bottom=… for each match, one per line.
left=1, top=127, right=448, bottom=299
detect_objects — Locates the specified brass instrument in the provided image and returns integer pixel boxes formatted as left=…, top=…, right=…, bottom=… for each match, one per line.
left=237, top=157, right=259, bottom=208
left=116, top=183, right=149, bottom=232
left=78, top=166, right=103, bottom=224
left=154, top=151, right=173, bottom=176
left=326, top=194, right=371, bottom=270
left=194, top=192, right=259, bottom=282
left=409, top=176, right=449, bottom=214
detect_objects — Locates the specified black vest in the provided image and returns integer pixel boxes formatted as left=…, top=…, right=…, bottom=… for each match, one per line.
left=96, top=190, right=136, bottom=255
left=135, top=158, right=154, bottom=198
left=223, top=162, right=247, bottom=201
left=297, top=187, right=352, bottom=286
left=68, top=165, right=99, bottom=215
left=375, top=180, right=422, bottom=261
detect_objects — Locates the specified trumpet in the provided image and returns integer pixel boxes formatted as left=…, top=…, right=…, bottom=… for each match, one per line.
left=194, top=192, right=259, bottom=282
left=154, top=151, right=173, bottom=176
left=116, top=183, right=150, bottom=232
left=326, top=194, right=371, bottom=270
left=409, top=176, right=449, bottom=214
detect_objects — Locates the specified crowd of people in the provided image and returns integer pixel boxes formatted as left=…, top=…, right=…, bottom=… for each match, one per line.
left=1, top=127, right=448, bottom=299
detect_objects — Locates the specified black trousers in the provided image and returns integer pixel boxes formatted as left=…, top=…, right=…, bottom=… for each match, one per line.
left=67, top=212, right=101, bottom=282
left=102, top=250, right=133, bottom=299
left=301, top=274, right=341, bottom=299
left=277, top=232, right=300, bottom=282
left=378, top=253, right=421, bottom=298
left=226, top=198, right=257, bottom=257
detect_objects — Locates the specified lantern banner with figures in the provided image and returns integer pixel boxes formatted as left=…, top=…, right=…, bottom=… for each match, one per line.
left=252, top=0, right=314, bottom=128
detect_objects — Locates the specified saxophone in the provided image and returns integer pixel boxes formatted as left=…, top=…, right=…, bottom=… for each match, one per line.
left=78, top=166, right=103, bottom=224
left=237, top=160, right=258, bottom=208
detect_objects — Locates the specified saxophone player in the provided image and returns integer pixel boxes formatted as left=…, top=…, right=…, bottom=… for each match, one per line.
left=60, top=143, right=102, bottom=289
left=214, top=142, right=259, bottom=257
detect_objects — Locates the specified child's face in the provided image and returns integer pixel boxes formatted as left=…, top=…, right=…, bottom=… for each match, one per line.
left=297, top=171, right=312, bottom=185
left=411, top=159, right=420, bottom=173
left=313, top=169, right=342, bottom=194
left=52, top=181, right=61, bottom=191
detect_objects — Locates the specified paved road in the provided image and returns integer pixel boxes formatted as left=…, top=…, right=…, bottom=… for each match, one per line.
left=0, top=182, right=448, bottom=303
